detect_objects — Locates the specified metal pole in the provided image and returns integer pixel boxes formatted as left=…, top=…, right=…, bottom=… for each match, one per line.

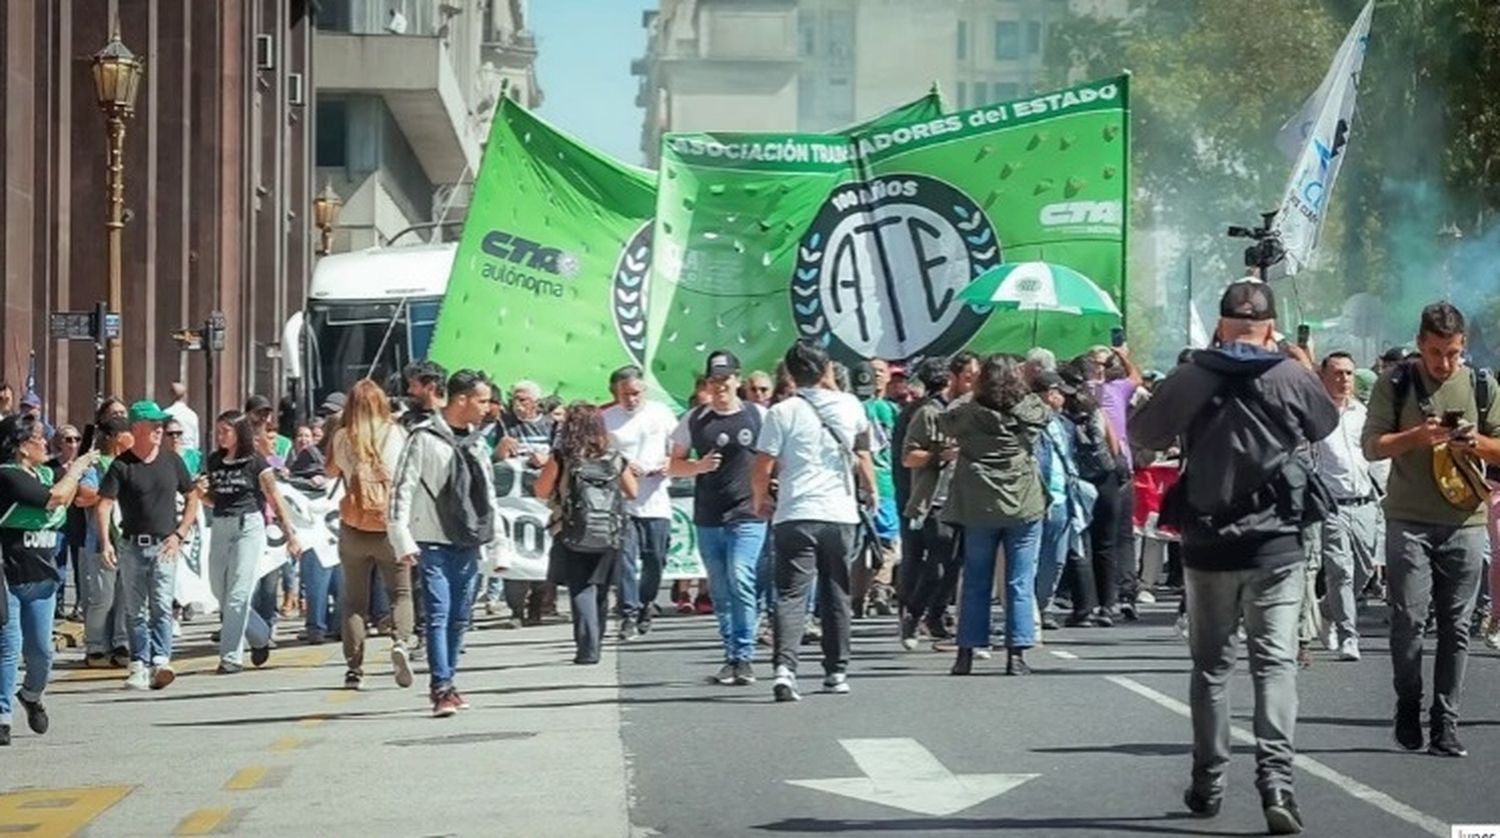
left=105, top=115, right=127, bottom=396
left=93, top=301, right=108, bottom=407
left=205, top=322, right=218, bottom=446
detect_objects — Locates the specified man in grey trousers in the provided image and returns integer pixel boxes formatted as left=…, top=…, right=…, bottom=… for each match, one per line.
left=1362, top=302, right=1500, bottom=759
left=1310, top=351, right=1379, bottom=662
left=1131, top=279, right=1337, bottom=836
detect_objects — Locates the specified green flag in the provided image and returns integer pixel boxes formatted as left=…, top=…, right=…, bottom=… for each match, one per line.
left=430, top=90, right=949, bottom=401
left=427, top=99, right=658, bottom=399
left=644, top=76, right=1129, bottom=403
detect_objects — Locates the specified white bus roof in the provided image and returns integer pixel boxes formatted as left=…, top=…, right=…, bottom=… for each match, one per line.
left=308, top=242, right=456, bottom=302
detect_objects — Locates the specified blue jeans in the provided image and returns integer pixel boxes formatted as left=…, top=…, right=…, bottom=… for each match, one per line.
left=697, top=521, right=767, bottom=663
left=1, top=579, right=59, bottom=725
left=959, top=520, right=1043, bottom=650
left=618, top=517, right=670, bottom=622
left=418, top=543, right=479, bottom=691
left=120, top=541, right=178, bottom=666
left=209, top=514, right=273, bottom=666
left=1036, top=502, right=1071, bottom=613
left=301, top=552, right=342, bottom=636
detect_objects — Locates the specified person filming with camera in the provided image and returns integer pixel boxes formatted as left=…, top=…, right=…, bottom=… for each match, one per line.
left=1130, top=279, right=1337, bottom=835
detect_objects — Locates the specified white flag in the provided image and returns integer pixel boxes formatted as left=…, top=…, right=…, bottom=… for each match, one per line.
left=1272, top=0, right=1373, bottom=275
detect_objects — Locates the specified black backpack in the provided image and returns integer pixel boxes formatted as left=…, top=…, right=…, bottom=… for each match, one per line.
left=1072, top=411, right=1116, bottom=482
left=422, top=424, right=495, bottom=548
left=558, top=454, right=625, bottom=554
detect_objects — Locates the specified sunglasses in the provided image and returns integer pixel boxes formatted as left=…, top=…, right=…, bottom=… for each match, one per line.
left=748, top=386, right=772, bottom=394
left=61, top=436, right=81, bottom=443
left=165, top=430, right=184, bottom=438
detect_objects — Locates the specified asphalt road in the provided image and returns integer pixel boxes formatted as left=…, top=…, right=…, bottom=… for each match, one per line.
left=3, top=597, right=1498, bottom=837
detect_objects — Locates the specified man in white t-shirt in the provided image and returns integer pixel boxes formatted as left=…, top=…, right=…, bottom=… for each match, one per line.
left=602, top=366, right=677, bottom=639
left=752, top=339, right=875, bottom=702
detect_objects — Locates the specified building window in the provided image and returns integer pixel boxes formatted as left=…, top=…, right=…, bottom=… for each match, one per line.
left=972, top=81, right=987, bottom=105
left=316, top=98, right=348, bottom=167
left=995, top=82, right=1020, bottom=101
left=800, top=17, right=815, bottom=56
left=956, top=81, right=967, bottom=109
left=1026, top=22, right=1043, bottom=55
left=994, top=21, right=1020, bottom=61
left=956, top=20, right=968, bottom=60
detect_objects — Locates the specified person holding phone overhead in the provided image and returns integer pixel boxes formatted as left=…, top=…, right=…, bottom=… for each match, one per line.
left=670, top=350, right=769, bottom=687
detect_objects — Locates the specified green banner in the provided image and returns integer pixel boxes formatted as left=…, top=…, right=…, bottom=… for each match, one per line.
left=644, top=76, right=1129, bottom=403
left=427, top=100, right=657, bottom=399
left=429, top=91, right=946, bottom=401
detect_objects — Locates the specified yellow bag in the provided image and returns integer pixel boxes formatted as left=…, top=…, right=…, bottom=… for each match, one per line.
left=1432, top=443, right=1487, bottom=512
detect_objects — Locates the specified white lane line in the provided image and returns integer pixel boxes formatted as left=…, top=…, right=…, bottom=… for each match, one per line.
left=1104, top=675, right=1448, bottom=838
left=1049, top=650, right=1079, bottom=660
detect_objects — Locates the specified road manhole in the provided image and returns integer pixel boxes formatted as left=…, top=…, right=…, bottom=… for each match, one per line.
left=385, top=731, right=537, bottom=748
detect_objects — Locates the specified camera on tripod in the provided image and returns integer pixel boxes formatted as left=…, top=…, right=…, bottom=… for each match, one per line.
left=1227, top=211, right=1286, bottom=273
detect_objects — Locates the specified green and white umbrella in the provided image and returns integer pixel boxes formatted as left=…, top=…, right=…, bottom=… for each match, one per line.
left=960, top=261, right=1122, bottom=317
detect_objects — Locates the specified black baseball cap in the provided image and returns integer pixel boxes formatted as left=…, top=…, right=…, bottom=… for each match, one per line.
left=704, top=350, right=741, bottom=378
left=1034, top=370, right=1076, bottom=395
left=1219, top=279, right=1277, bottom=322
left=99, top=416, right=131, bottom=437
left=244, top=394, right=274, bottom=414
left=850, top=360, right=877, bottom=399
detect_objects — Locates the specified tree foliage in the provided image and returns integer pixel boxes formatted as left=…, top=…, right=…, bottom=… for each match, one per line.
left=1052, top=0, right=1500, bottom=362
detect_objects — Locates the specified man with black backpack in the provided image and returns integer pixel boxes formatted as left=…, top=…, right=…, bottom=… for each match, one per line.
left=1363, top=302, right=1500, bottom=759
left=1130, top=279, right=1337, bottom=836
left=389, top=369, right=506, bottom=718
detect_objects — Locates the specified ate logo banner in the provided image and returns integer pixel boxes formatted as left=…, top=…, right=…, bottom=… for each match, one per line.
left=792, top=174, right=999, bottom=363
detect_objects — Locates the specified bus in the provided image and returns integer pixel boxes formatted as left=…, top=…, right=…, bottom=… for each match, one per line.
left=285, top=240, right=457, bottom=416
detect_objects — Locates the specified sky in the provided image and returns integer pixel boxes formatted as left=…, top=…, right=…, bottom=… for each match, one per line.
left=531, top=0, right=657, bottom=167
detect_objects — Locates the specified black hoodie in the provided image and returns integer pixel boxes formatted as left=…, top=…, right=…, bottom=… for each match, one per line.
left=1130, top=342, right=1338, bottom=571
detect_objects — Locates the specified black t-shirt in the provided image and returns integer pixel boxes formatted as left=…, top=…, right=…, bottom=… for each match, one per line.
left=678, top=404, right=764, bottom=526
left=206, top=451, right=271, bottom=517
left=0, top=465, right=64, bottom=584
left=99, top=449, right=195, bottom=537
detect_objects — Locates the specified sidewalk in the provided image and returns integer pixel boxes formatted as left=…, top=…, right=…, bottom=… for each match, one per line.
left=6, top=615, right=633, bottom=837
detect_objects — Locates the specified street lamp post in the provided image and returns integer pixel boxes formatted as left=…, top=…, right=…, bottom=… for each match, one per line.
left=91, top=23, right=144, bottom=398
left=313, top=181, right=343, bottom=255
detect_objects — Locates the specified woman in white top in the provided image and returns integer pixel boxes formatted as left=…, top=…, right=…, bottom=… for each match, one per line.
left=326, top=378, right=413, bottom=691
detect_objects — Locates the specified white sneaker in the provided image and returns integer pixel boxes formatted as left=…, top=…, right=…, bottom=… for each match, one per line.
left=1337, top=637, right=1361, bottom=662
left=391, top=643, right=414, bottom=689
left=1482, top=614, right=1500, bottom=651
left=1137, top=590, right=1157, bottom=605
left=124, top=661, right=150, bottom=691
left=172, top=619, right=182, bottom=639
left=1175, top=613, right=1190, bottom=642
left=821, top=672, right=850, bottom=695
left=772, top=667, right=800, bottom=703
left=1321, top=620, right=1339, bottom=653
left=974, top=647, right=993, bottom=661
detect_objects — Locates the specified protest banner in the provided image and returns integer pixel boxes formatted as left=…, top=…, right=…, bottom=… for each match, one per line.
left=644, top=76, right=1129, bottom=402
left=427, top=91, right=945, bottom=401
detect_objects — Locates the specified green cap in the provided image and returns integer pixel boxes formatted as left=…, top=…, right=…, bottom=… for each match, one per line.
left=127, top=400, right=170, bottom=424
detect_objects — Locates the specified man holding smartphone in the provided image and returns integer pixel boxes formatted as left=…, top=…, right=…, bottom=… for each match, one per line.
left=1363, top=302, right=1500, bottom=759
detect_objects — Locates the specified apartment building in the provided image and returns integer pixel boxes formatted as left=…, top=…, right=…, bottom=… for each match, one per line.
left=635, top=0, right=1128, bottom=163
left=313, top=0, right=542, bottom=250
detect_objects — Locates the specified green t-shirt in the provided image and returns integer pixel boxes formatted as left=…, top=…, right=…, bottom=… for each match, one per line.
left=864, top=397, right=897, bottom=502
left=274, top=434, right=294, bottom=461
left=1363, top=364, right=1500, bottom=528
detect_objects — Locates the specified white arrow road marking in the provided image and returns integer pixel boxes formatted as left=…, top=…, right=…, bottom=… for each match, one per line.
left=786, top=738, right=1039, bottom=817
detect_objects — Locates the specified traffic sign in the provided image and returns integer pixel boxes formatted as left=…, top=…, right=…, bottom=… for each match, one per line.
left=48, top=312, right=95, bottom=341
left=49, top=310, right=121, bottom=342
